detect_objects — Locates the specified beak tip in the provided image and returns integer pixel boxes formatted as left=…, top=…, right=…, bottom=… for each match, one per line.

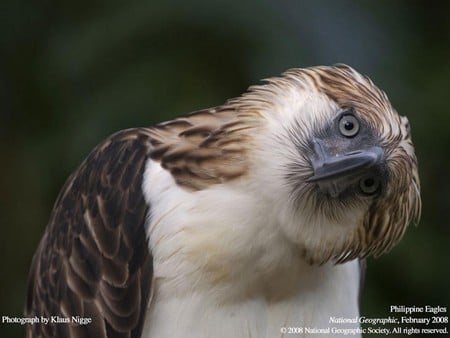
left=306, top=175, right=317, bottom=183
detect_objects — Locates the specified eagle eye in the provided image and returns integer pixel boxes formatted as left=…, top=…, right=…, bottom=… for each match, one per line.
left=338, top=114, right=360, bottom=137
left=359, top=176, right=380, bottom=195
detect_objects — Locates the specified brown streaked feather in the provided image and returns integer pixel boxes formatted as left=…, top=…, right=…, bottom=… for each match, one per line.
left=288, top=64, right=397, bottom=127
left=25, top=128, right=154, bottom=338
left=148, top=107, right=262, bottom=190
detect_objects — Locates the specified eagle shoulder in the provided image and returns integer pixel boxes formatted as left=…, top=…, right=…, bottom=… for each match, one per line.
left=148, top=106, right=261, bottom=190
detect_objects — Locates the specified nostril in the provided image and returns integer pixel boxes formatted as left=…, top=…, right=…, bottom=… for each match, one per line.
left=345, top=150, right=363, bottom=156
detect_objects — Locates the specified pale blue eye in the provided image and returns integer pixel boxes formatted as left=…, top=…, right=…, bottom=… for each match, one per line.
left=339, top=114, right=360, bottom=137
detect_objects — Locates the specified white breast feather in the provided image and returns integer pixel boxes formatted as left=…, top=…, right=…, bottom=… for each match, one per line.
left=141, top=159, right=362, bottom=338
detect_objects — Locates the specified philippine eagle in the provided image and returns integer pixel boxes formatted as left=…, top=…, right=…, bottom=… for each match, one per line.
left=25, top=64, right=421, bottom=338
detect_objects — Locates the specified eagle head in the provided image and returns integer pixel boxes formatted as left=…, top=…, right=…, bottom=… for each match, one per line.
left=149, top=64, right=421, bottom=268
left=241, top=64, right=421, bottom=264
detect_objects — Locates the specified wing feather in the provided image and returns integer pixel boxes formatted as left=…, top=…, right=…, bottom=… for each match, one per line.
left=25, top=128, right=154, bottom=338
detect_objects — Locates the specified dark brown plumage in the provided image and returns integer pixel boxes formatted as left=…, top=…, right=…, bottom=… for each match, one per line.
left=25, top=129, right=154, bottom=338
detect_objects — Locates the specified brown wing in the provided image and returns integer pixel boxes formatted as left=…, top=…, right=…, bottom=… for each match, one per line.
left=25, top=128, right=154, bottom=338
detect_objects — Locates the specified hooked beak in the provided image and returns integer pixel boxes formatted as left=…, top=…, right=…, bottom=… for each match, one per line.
left=307, top=139, right=384, bottom=195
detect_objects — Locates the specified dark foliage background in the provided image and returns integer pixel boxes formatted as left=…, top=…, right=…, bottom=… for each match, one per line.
left=1, top=1, right=449, bottom=337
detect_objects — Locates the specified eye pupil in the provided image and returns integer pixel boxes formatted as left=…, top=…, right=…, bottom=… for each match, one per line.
left=344, top=121, right=354, bottom=131
left=364, top=178, right=374, bottom=187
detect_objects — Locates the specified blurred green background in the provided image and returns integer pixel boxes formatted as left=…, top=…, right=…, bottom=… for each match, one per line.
left=1, top=1, right=449, bottom=337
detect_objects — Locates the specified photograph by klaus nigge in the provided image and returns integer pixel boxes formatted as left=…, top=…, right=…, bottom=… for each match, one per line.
left=0, top=1, right=449, bottom=337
